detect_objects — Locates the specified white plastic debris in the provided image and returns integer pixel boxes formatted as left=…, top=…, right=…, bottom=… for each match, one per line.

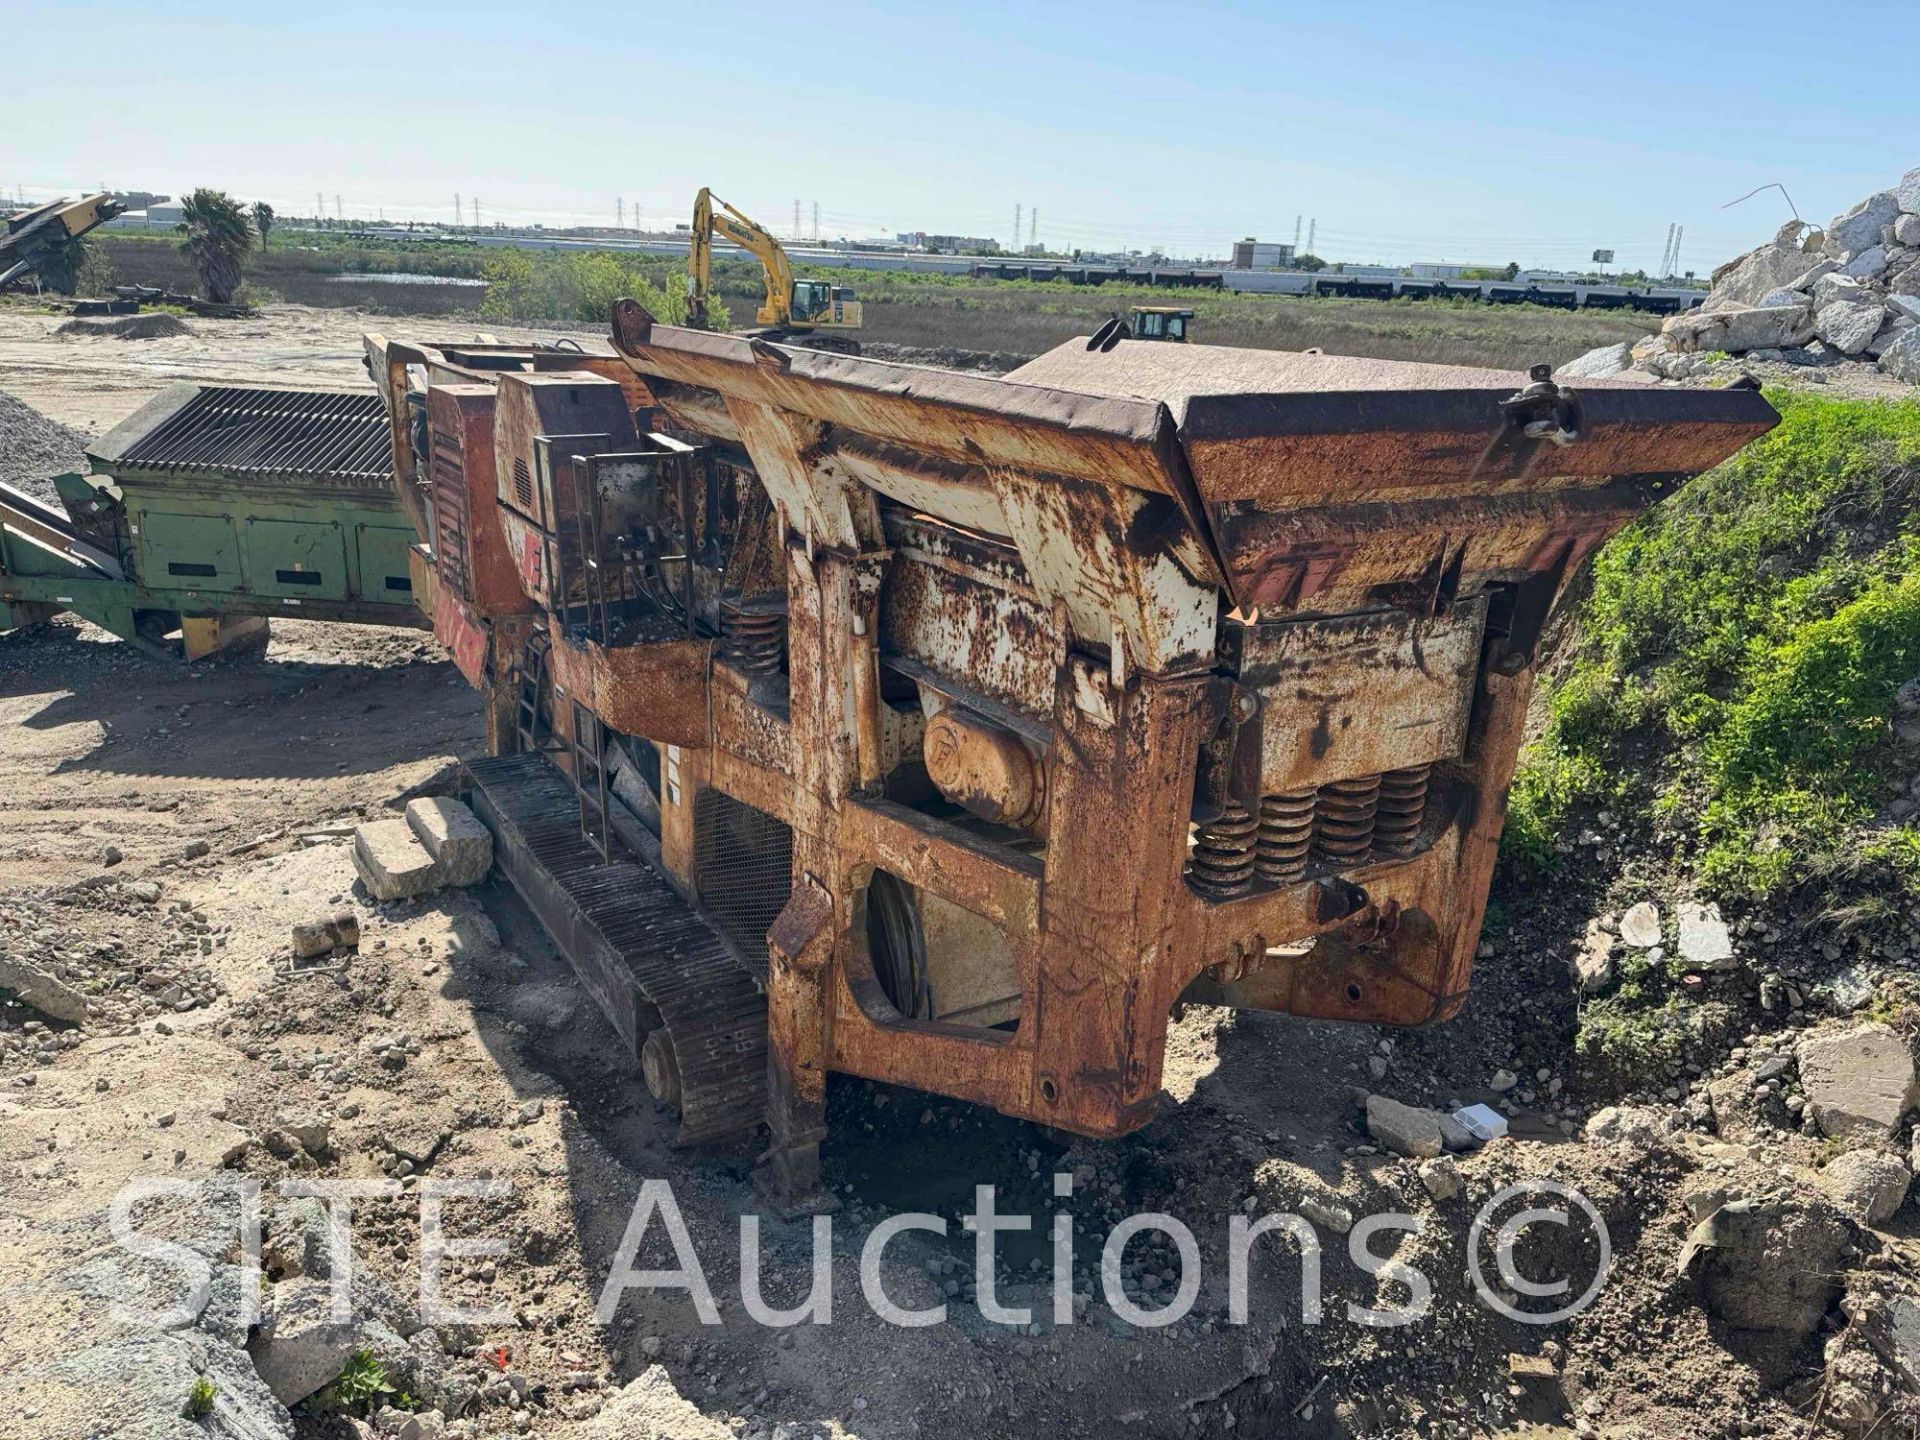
left=1454, top=1103, right=1509, bottom=1142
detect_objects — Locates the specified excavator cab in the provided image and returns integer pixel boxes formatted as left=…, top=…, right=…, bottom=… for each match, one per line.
left=792, top=279, right=861, bottom=330
left=1129, top=305, right=1193, bottom=342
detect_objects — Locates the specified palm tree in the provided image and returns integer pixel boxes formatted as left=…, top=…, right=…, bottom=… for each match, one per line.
left=251, top=201, right=275, bottom=251
left=177, top=189, right=252, bottom=303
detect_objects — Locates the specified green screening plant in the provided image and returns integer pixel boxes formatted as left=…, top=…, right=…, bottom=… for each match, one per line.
left=1505, top=389, right=1920, bottom=898
left=177, top=189, right=253, bottom=303
left=251, top=201, right=275, bottom=251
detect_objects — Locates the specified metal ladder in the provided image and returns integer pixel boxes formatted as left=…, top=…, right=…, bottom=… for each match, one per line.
left=513, top=630, right=555, bottom=757
left=569, top=699, right=611, bottom=862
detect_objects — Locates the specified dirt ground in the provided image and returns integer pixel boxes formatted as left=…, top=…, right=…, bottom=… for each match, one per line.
left=3, top=304, right=1916, bottom=1440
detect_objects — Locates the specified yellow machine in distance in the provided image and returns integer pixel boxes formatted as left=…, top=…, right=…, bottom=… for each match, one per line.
left=1129, top=305, right=1194, bottom=342
left=688, top=188, right=863, bottom=351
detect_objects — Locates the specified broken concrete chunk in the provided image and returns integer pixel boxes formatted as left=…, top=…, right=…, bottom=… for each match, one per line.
left=1819, top=1151, right=1911, bottom=1226
left=1417, top=1156, right=1462, bottom=1201
left=1619, top=901, right=1661, bottom=949
left=1880, top=327, right=1920, bottom=384
left=404, top=797, right=493, bottom=888
left=1799, top=1023, right=1919, bottom=1140
left=247, top=1278, right=365, bottom=1407
left=0, top=953, right=90, bottom=1024
left=587, top=1365, right=733, bottom=1440
left=1554, top=342, right=1633, bottom=380
left=1663, top=303, right=1816, bottom=354
left=353, top=820, right=438, bottom=902
left=1572, top=920, right=1616, bottom=994
left=1815, top=300, right=1889, bottom=357
left=1676, top=901, right=1736, bottom=971
left=290, top=922, right=334, bottom=960
left=1365, top=1094, right=1444, bottom=1159
left=1828, top=192, right=1901, bottom=258
left=1844, top=245, right=1889, bottom=280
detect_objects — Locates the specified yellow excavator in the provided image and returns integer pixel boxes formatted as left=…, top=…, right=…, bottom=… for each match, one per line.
left=688, top=187, right=863, bottom=352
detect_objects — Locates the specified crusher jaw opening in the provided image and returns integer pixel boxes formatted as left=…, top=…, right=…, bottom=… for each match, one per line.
left=366, top=314, right=1777, bottom=1209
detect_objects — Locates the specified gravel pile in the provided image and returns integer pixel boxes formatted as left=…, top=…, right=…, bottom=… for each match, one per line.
left=54, top=313, right=194, bottom=341
left=0, top=389, right=90, bottom=504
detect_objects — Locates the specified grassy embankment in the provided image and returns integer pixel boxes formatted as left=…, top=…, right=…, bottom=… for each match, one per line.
left=1504, top=390, right=1920, bottom=1076
left=95, top=231, right=1657, bottom=370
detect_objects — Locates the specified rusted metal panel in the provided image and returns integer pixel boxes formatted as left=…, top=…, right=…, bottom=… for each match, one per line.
left=1212, top=477, right=1663, bottom=615
left=877, top=532, right=1061, bottom=723
left=426, top=384, right=538, bottom=617
left=1005, top=338, right=1777, bottom=611
left=433, top=590, right=491, bottom=690
left=543, top=619, right=712, bottom=748
left=991, top=469, right=1218, bottom=676
left=1228, top=599, right=1487, bottom=791
left=611, top=317, right=1188, bottom=500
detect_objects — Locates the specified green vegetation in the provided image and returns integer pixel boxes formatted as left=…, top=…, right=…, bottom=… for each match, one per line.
left=33, top=233, right=113, bottom=296
left=95, top=231, right=1656, bottom=368
left=251, top=201, right=275, bottom=251
left=1508, top=390, right=1920, bottom=900
left=304, top=1350, right=397, bottom=1415
left=185, top=1376, right=215, bottom=1419
left=177, top=189, right=254, bottom=303
left=477, top=248, right=726, bottom=328
left=1575, top=947, right=1703, bottom=1085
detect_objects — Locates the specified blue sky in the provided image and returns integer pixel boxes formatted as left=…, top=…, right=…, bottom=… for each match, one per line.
left=5, top=0, right=1916, bottom=272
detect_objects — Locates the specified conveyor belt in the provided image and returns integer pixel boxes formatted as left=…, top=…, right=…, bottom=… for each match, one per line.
left=465, top=752, right=766, bottom=1144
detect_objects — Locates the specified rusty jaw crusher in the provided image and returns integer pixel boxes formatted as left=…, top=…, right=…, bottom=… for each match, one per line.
left=367, top=310, right=1775, bottom=1209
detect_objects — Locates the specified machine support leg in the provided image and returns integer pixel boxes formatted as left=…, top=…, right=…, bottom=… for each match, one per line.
left=757, top=877, right=837, bottom=1217
left=181, top=613, right=269, bottom=661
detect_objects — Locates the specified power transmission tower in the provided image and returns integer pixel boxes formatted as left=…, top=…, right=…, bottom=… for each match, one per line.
left=1014, top=203, right=1022, bottom=251
left=812, top=201, right=820, bottom=241
left=617, top=198, right=624, bottom=229
left=317, top=192, right=325, bottom=224
left=1671, top=226, right=1684, bottom=276
left=1306, top=218, right=1316, bottom=255
left=472, top=197, right=480, bottom=228
left=793, top=199, right=802, bottom=240
left=335, top=194, right=343, bottom=222
left=454, top=192, right=462, bottom=228
left=1029, top=208, right=1038, bottom=249
left=1293, top=215, right=1302, bottom=249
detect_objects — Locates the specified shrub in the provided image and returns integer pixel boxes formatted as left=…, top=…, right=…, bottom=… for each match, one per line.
left=1504, top=390, right=1920, bottom=898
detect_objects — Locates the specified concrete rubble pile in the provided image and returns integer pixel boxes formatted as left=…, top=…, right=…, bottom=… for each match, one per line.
left=1559, top=166, right=1920, bottom=386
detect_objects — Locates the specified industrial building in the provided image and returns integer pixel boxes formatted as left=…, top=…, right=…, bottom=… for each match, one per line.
left=1230, top=238, right=1295, bottom=269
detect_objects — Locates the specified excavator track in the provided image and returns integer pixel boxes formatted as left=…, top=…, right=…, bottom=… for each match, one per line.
left=464, top=752, right=766, bottom=1144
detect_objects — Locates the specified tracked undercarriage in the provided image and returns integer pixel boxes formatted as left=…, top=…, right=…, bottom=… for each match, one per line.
left=364, top=312, right=1776, bottom=1208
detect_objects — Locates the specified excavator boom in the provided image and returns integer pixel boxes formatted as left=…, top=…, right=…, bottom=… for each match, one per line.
left=686, top=187, right=861, bottom=347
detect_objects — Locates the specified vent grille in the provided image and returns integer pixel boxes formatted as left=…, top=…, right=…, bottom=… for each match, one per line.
left=512, top=456, right=534, bottom=513
left=693, top=790, right=792, bottom=971
left=429, top=426, right=471, bottom=600
left=106, top=386, right=389, bottom=481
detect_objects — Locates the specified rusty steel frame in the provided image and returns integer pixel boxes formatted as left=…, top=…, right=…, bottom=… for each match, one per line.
left=379, top=308, right=1777, bottom=1202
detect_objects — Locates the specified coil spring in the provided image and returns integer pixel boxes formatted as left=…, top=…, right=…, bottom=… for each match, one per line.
left=1255, top=787, right=1317, bottom=884
left=1313, top=774, right=1380, bottom=867
left=1373, top=764, right=1432, bottom=858
left=1190, top=802, right=1258, bottom=897
left=720, top=605, right=786, bottom=675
